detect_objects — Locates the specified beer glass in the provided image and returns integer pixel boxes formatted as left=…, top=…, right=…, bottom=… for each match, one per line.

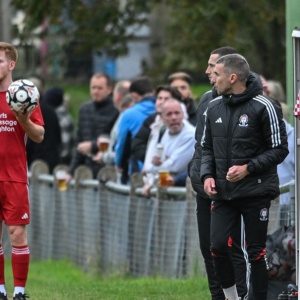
left=97, top=135, right=110, bottom=153
left=56, top=170, right=68, bottom=191
left=158, top=170, right=172, bottom=187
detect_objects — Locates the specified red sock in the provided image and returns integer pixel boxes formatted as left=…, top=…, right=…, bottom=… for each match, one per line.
left=0, top=245, right=5, bottom=285
left=12, top=245, right=30, bottom=287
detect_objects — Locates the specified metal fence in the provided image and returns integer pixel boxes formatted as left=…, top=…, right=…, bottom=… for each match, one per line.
left=20, top=160, right=295, bottom=278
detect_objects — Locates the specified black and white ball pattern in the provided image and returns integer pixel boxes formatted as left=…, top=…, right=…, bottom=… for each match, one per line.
left=6, top=79, right=39, bottom=113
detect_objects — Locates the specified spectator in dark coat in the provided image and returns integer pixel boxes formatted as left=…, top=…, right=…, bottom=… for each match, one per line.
left=67, top=73, right=119, bottom=179
left=44, top=87, right=75, bottom=165
left=26, top=76, right=62, bottom=174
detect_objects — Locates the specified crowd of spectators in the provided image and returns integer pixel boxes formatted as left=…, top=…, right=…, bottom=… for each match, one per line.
left=27, top=71, right=199, bottom=192
left=27, top=70, right=295, bottom=199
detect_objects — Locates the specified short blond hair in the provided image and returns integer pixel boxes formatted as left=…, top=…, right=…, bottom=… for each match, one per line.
left=168, top=72, right=192, bottom=85
left=0, top=42, right=18, bottom=62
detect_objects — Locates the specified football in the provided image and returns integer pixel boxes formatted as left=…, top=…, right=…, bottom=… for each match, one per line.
left=6, top=79, right=40, bottom=113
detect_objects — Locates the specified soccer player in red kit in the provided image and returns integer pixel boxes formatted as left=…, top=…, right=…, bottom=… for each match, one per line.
left=0, top=42, right=44, bottom=300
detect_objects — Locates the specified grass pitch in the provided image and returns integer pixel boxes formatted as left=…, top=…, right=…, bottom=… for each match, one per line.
left=4, top=260, right=210, bottom=299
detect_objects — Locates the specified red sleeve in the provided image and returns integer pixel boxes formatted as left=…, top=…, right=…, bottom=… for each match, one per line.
left=30, top=103, right=44, bottom=126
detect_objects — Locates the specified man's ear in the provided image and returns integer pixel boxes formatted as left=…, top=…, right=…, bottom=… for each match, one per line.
left=130, top=92, right=140, bottom=102
left=9, top=60, right=15, bottom=71
left=230, top=73, right=237, bottom=84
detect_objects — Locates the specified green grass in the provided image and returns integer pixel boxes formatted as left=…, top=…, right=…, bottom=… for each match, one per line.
left=4, top=260, right=210, bottom=299
left=62, top=83, right=90, bottom=122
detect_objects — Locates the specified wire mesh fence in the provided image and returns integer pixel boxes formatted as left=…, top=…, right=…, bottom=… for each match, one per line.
left=5, top=160, right=294, bottom=279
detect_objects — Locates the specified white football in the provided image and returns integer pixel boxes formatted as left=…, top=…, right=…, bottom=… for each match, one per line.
left=6, top=79, right=39, bottom=113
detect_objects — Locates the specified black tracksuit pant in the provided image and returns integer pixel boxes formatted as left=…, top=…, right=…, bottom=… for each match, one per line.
left=210, top=197, right=271, bottom=300
left=196, top=194, right=249, bottom=300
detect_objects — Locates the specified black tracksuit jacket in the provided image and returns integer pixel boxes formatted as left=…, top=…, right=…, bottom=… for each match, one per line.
left=200, top=73, right=289, bottom=201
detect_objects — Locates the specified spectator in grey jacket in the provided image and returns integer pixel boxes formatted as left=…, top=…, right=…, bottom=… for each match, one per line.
left=142, top=99, right=195, bottom=195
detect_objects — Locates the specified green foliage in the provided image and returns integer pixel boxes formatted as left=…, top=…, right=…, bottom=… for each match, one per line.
left=11, top=0, right=286, bottom=82
left=4, top=259, right=210, bottom=299
left=11, top=0, right=151, bottom=57
left=61, top=83, right=90, bottom=122
left=153, top=0, right=285, bottom=81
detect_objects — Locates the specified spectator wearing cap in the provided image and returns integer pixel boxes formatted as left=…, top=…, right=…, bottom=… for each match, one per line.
left=44, top=87, right=75, bottom=165
left=167, top=72, right=197, bottom=125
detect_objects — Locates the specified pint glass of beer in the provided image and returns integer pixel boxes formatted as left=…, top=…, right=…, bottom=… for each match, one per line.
left=97, top=135, right=110, bottom=153
left=158, top=170, right=172, bottom=187
left=56, top=170, right=68, bottom=191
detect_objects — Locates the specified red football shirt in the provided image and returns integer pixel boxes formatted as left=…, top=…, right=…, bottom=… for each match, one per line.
left=0, top=90, right=44, bottom=183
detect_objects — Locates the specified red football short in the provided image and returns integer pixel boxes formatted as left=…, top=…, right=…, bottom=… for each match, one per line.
left=0, top=181, right=30, bottom=225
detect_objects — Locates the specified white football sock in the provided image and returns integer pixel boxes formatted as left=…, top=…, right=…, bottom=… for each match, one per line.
left=0, top=284, right=6, bottom=295
left=223, top=284, right=239, bottom=300
left=14, top=286, right=25, bottom=296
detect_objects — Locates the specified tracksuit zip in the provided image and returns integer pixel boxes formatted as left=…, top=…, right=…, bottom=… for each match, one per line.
left=227, top=103, right=234, bottom=200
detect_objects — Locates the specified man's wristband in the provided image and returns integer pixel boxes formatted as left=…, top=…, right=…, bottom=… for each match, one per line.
left=247, top=161, right=255, bottom=173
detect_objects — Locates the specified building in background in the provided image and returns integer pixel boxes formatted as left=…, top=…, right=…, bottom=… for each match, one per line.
left=93, top=24, right=151, bottom=80
left=0, top=0, right=152, bottom=81
left=0, top=0, right=12, bottom=42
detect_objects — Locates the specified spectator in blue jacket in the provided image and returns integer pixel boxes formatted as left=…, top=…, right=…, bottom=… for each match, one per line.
left=114, top=76, right=156, bottom=184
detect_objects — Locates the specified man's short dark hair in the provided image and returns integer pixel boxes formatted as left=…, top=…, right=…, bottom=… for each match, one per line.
left=216, top=54, right=250, bottom=83
left=155, top=85, right=182, bottom=102
left=129, top=76, right=154, bottom=96
left=211, top=46, right=238, bottom=57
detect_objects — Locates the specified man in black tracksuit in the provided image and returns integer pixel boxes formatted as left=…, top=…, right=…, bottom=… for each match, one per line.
left=189, top=47, right=249, bottom=300
left=201, top=54, right=288, bottom=300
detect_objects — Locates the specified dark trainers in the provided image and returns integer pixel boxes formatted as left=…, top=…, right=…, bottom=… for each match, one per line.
left=0, top=292, right=7, bottom=300
left=13, top=293, right=29, bottom=300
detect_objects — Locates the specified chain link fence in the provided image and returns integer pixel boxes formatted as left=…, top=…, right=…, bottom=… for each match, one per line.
left=18, top=160, right=295, bottom=279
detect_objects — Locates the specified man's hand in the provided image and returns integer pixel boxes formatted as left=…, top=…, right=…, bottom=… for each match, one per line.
left=92, top=151, right=103, bottom=163
left=204, top=178, right=217, bottom=196
left=77, top=141, right=92, bottom=155
left=152, top=155, right=162, bottom=166
left=12, top=109, right=31, bottom=124
left=226, top=165, right=249, bottom=182
left=65, top=173, right=73, bottom=184
left=115, top=166, right=123, bottom=173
